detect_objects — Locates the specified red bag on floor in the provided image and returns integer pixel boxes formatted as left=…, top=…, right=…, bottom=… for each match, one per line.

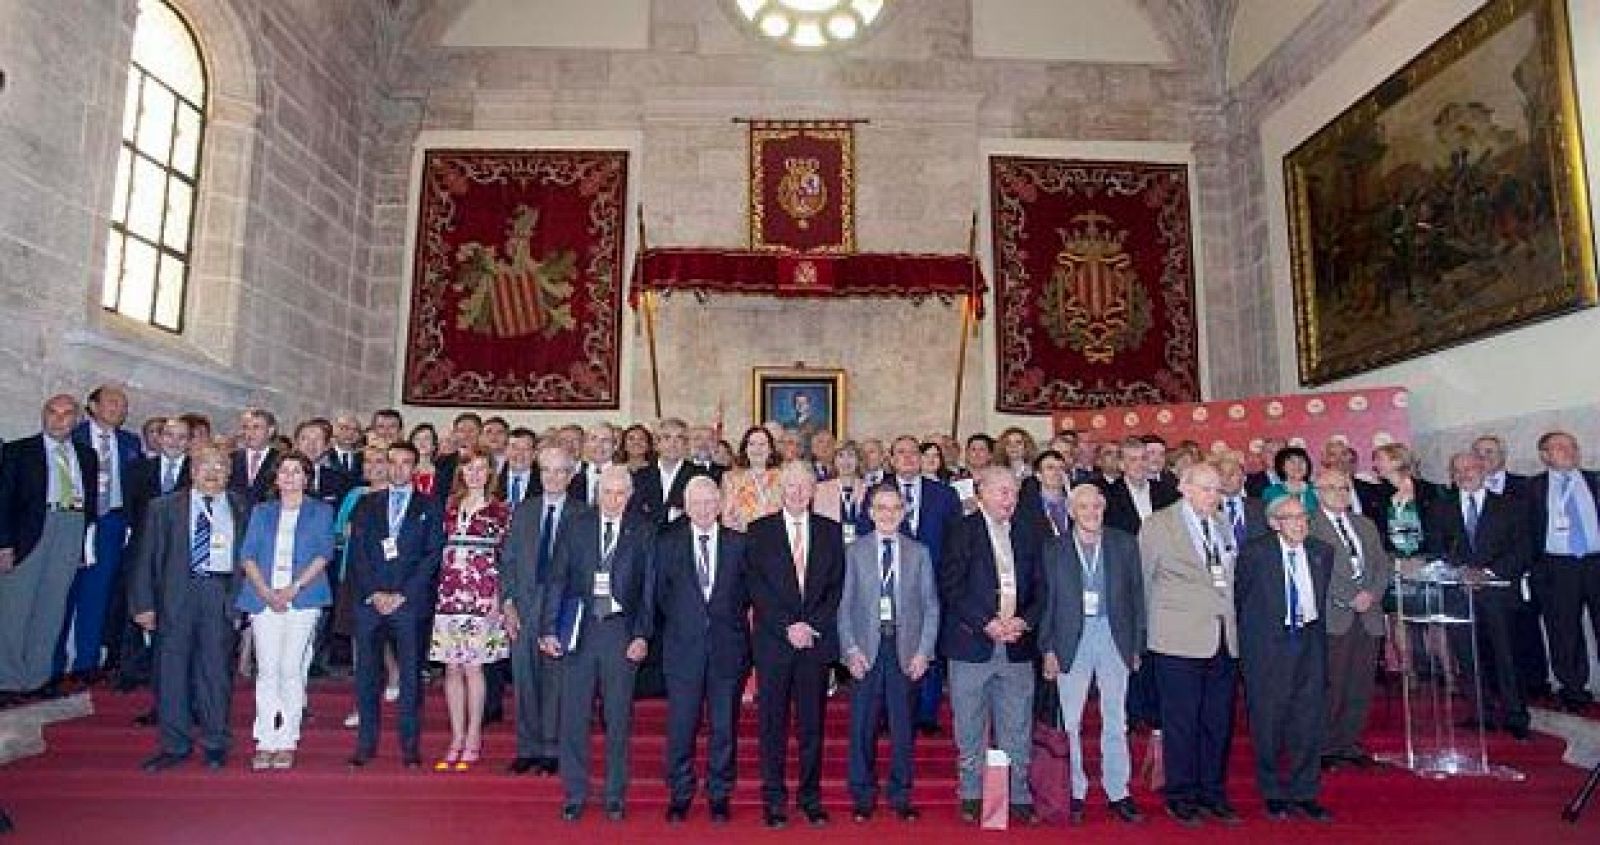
left=1030, top=721, right=1072, bottom=826
left=981, top=749, right=1010, bottom=830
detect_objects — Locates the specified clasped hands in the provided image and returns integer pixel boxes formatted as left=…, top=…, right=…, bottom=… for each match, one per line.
left=370, top=591, right=407, bottom=616
left=537, top=634, right=648, bottom=663
left=846, top=649, right=929, bottom=681
left=983, top=616, right=1026, bottom=645
left=786, top=621, right=821, bottom=650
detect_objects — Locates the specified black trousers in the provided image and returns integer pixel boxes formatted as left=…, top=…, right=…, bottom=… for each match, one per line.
left=1152, top=642, right=1236, bottom=804
left=1540, top=555, right=1600, bottom=701
left=353, top=605, right=423, bottom=758
left=1451, top=587, right=1529, bottom=729
left=154, top=577, right=236, bottom=756
left=664, top=659, right=745, bottom=804
left=559, top=615, right=638, bottom=805
left=756, top=649, right=830, bottom=810
left=1242, top=624, right=1327, bottom=802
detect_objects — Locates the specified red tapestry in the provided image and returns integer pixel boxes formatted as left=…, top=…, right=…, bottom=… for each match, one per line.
left=748, top=121, right=855, bottom=253
left=402, top=149, right=628, bottom=409
left=989, top=157, right=1199, bottom=413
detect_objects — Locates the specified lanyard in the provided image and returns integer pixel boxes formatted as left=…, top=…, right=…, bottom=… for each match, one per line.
left=1073, top=535, right=1101, bottom=582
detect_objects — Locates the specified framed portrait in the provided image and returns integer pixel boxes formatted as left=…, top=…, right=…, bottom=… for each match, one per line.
left=1284, top=0, right=1596, bottom=385
left=752, top=366, right=847, bottom=442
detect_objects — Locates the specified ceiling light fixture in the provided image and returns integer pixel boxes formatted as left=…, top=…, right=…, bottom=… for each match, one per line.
left=730, top=0, right=888, bottom=52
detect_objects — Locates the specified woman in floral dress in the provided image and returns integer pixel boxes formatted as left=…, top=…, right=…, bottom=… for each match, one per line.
left=429, top=449, right=510, bottom=771
left=720, top=426, right=783, bottom=531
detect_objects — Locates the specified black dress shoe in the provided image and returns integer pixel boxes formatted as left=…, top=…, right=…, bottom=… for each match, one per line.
left=133, top=710, right=156, bottom=727
left=1165, top=800, right=1203, bottom=828
left=665, top=802, right=688, bottom=824
left=561, top=803, right=583, bottom=823
left=538, top=757, right=560, bottom=775
left=763, top=808, right=788, bottom=829
left=1265, top=799, right=1294, bottom=821
left=203, top=749, right=226, bottom=770
left=605, top=801, right=625, bottom=821
left=1297, top=801, right=1333, bottom=823
left=1009, top=804, right=1039, bottom=826
left=1507, top=723, right=1531, bottom=741
left=851, top=803, right=873, bottom=823
left=1108, top=797, right=1142, bottom=823
left=959, top=799, right=981, bottom=823
left=1068, top=798, right=1086, bottom=825
left=915, top=722, right=943, bottom=737
left=1198, top=800, right=1241, bottom=825
left=140, top=752, right=188, bottom=772
left=346, top=753, right=374, bottom=768
left=709, top=799, right=731, bottom=824
left=482, top=709, right=504, bottom=725
left=801, top=805, right=829, bottom=827
left=1320, top=755, right=1343, bottom=772
left=507, top=757, right=536, bottom=774
left=893, top=804, right=919, bottom=822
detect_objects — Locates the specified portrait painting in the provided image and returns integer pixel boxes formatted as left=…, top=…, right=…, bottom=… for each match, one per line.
left=752, top=366, right=846, bottom=443
left=1284, top=0, right=1595, bottom=385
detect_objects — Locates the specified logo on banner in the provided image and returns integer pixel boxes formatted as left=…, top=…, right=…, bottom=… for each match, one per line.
left=1041, top=212, right=1152, bottom=363
left=777, top=157, right=828, bottom=230
left=451, top=205, right=577, bottom=340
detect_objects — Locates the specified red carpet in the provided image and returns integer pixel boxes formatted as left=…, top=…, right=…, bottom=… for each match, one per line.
left=0, top=677, right=1596, bottom=844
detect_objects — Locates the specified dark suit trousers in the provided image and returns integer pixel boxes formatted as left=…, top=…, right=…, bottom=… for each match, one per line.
left=1324, top=626, right=1380, bottom=755
left=1152, top=643, right=1237, bottom=804
left=664, top=657, right=745, bottom=803
left=354, top=604, right=423, bottom=757
left=58, top=509, right=128, bottom=674
left=560, top=614, right=638, bottom=804
left=1243, top=624, right=1326, bottom=801
left=1126, top=653, right=1162, bottom=727
left=1451, top=588, right=1529, bottom=728
left=848, top=633, right=915, bottom=807
left=1539, top=555, right=1600, bottom=699
left=154, top=576, right=235, bottom=756
left=914, top=659, right=943, bottom=727
left=757, top=648, right=829, bottom=809
left=510, top=621, right=563, bottom=759
left=1511, top=590, right=1551, bottom=697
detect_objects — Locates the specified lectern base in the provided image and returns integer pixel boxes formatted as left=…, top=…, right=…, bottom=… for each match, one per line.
left=1376, top=750, right=1525, bottom=781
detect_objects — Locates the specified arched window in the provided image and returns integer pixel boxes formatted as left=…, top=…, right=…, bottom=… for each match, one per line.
left=103, top=0, right=207, bottom=332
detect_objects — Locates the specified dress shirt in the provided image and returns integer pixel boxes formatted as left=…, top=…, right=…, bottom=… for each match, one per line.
left=89, top=420, right=125, bottom=510
left=657, top=460, right=684, bottom=505
left=693, top=523, right=719, bottom=602
left=1179, top=502, right=1227, bottom=562
left=191, top=490, right=235, bottom=573
left=245, top=448, right=270, bottom=485
left=894, top=474, right=922, bottom=533
left=1545, top=470, right=1600, bottom=555
left=506, top=470, right=532, bottom=505
left=43, top=434, right=84, bottom=506
left=1485, top=470, right=1507, bottom=495
left=1127, top=480, right=1154, bottom=520
left=1460, top=490, right=1486, bottom=533
left=386, top=484, right=413, bottom=536
left=982, top=511, right=1018, bottom=621
left=1278, top=540, right=1318, bottom=626
left=160, top=454, right=186, bottom=494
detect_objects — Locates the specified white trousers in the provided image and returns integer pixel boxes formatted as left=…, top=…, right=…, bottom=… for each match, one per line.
left=250, top=608, right=321, bottom=751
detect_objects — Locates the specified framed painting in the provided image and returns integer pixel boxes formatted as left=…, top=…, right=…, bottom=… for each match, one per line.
left=752, top=366, right=846, bottom=442
left=1284, top=0, right=1595, bottom=385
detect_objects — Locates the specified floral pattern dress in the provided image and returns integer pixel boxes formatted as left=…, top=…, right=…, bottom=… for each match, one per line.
left=429, top=499, right=511, bottom=665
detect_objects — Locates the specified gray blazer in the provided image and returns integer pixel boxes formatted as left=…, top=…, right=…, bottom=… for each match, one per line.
left=1139, top=503, right=1238, bottom=659
left=501, top=496, right=590, bottom=621
left=1309, top=508, right=1393, bottom=637
left=838, top=532, right=939, bottom=674
left=1038, top=527, right=1145, bottom=671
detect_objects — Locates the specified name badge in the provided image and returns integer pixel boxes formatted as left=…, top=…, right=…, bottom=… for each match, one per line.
left=879, top=594, right=895, bottom=622
left=998, top=570, right=1017, bottom=593
left=1208, top=562, right=1227, bottom=590
left=98, top=470, right=111, bottom=495
left=1083, top=590, right=1101, bottom=617
left=210, top=532, right=230, bottom=554
left=842, top=524, right=857, bottom=545
left=381, top=537, right=399, bottom=561
left=1554, top=514, right=1571, bottom=533
left=594, top=571, right=612, bottom=598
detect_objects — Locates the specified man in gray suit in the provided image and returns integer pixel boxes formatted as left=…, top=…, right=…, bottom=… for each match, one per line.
left=838, top=485, right=938, bottom=823
left=1309, top=467, right=1393, bottom=769
left=128, top=444, right=248, bottom=771
left=1040, top=483, right=1145, bottom=825
left=502, top=445, right=586, bottom=775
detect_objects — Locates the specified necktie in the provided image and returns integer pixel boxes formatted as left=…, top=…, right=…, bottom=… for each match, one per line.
left=901, top=482, right=916, bottom=533
left=510, top=474, right=524, bottom=505
left=881, top=536, right=895, bottom=612
left=1227, top=498, right=1245, bottom=548
left=388, top=489, right=404, bottom=536
left=191, top=495, right=213, bottom=575
left=602, top=519, right=616, bottom=564
left=1562, top=474, right=1590, bottom=555
left=52, top=443, right=75, bottom=507
left=342, top=451, right=353, bottom=473
left=790, top=518, right=807, bottom=596
left=536, top=504, right=556, bottom=581
left=1464, top=493, right=1481, bottom=551
left=97, top=433, right=113, bottom=516
left=247, top=450, right=263, bottom=485
left=1334, top=514, right=1363, bottom=578
left=696, top=533, right=713, bottom=597
left=1286, top=548, right=1302, bottom=629
left=842, top=486, right=855, bottom=523
left=1200, top=517, right=1219, bottom=566
left=161, top=459, right=177, bottom=494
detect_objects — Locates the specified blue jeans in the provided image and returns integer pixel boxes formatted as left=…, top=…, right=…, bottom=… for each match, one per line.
left=949, top=648, right=1034, bottom=802
left=1056, top=618, right=1131, bottom=800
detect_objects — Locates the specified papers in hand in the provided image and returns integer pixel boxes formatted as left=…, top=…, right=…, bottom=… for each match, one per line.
left=952, top=478, right=976, bottom=501
left=557, top=595, right=585, bottom=653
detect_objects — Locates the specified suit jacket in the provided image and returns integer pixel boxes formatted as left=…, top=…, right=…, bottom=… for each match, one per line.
left=812, top=477, right=869, bottom=527
left=1219, top=494, right=1270, bottom=552
left=654, top=521, right=750, bottom=677
left=501, top=496, right=589, bottom=621
left=345, top=488, right=444, bottom=611
left=629, top=461, right=707, bottom=528
left=1426, top=488, right=1530, bottom=582
left=1234, top=534, right=1334, bottom=666
left=331, top=447, right=364, bottom=479
left=1038, top=527, right=1144, bottom=671
left=540, top=509, right=655, bottom=643
left=854, top=475, right=962, bottom=563
left=305, top=454, right=355, bottom=509
left=838, top=532, right=939, bottom=674
left=432, top=453, right=460, bottom=502
left=1488, top=470, right=1531, bottom=500
left=1362, top=477, right=1446, bottom=555
left=1525, top=469, right=1600, bottom=557
left=938, top=510, right=1045, bottom=664
left=1103, top=477, right=1180, bottom=536
left=1244, top=471, right=1276, bottom=500
left=746, top=511, right=845, bottom=664
left=126, top=454, right=191, bottom=532
left=1308, top=508, right=1393, bottom=636
left=127, top=490, right=249, bottom=620
left=1139, top=503, right=1238, bottom=659
left=1016, top=477, right=1072, bottom=546
left=235, top=498, right=337, bottom=612
left=0, top=435, right=99, bottom=562
left=71, top=420, right=141, bottom=510
left=229, top=448, right=281, bottom=507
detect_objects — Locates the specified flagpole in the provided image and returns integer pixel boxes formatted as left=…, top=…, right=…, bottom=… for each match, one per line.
left=637, top=205, right=664, bottom=419
left=950, top=211, right=978, bottom=438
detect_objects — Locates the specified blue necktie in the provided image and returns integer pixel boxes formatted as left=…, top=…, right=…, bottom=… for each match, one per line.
left=1563, top=474, right=1590, bottom=555
left=1286, top=548, right=1302, bottom=629
left=901, top=483, right=916, bottom=534
left=536, top=504, right=556, bottom=581
left=510, top=474, right=524, bottom=505
left=1465, top=493, right=1480, bottom=552
left=1227, top=498, right=1245, bottom=549
left=388, top=490, right=405, bottom=536
left=190, top=496, right=213, bottom=576
left=161, top=459, right=178, bottom=495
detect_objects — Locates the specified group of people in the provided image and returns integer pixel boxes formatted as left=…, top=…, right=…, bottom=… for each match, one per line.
left=1, top=386, right=1597, bottom=830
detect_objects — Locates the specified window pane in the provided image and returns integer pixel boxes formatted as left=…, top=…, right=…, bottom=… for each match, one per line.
left=172, top=103, right=202, bottom=176
left=110, top=147, right=133, bottom=225
left=118, top=238, right=158, bottom=322
left=132, top=1, right=205, bottom=105
left=126, top=156, right=166, bottom=242
left=162, top=177, right=192, bottom=251
left=122, top=74, right=142, bottom=141
left=135, top=83, right=175, bottom=163
left=154, top=254, right=186, bottom=330
left=101, top=234, right=125, bottom=309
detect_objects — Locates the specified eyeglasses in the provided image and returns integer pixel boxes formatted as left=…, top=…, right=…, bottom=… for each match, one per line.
left=1314, top=484, right=1351, bottom=492
left=1273, top=513, right=1310, bottom=522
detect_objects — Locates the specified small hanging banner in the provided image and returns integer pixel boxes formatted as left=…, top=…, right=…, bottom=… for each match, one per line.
left=747, top=120, right=856, bottom=254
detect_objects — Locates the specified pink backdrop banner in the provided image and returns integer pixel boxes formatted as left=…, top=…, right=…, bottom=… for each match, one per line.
left=1052, top=386, right=1412, bottom=470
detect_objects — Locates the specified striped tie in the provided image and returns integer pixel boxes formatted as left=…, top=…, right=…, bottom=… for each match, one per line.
left=191, top=496, right=214, bottom=576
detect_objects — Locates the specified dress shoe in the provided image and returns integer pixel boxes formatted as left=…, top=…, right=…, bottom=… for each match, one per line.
left=140, top=752, right=188, bottom=772
left=763, top=807, right=788, bottom=829
left=1198, top=799, right=1241, bottom=825
left=1165, top=800, right=1203, bottom=828
left=915, top=722, right=943, bottom=737
left=604, top=801, right=625, bottom=821
left=203, top=749, right=227, bottom=770
left=402, top=755, right=422, bottom=769
left=538, top=757, right=560, bottom=775
left=1341, top=750, right=1377, bottom=768
left=1108, top=797, right=1142, bottom=824
left=1507, top=723, right=1532, bottom=741
left=959, top=799, right=981, bottom=823
left=482, top=708, right=504, bottom=725
left=893, top=804, right=919, bottom=822
left=851, top=803, right=873, bottom=823
left=0, top=808, right=13, bottom=834
left=1297, top=800, right=1333, bottom=823
left=709, top=799, right=731, bottom=824
left=1320, top=755, right=1343, bottom=772
left=1068, top=798, right=1086, bottom=825
left=665, top=801, right=689, bottom=824
left=1010, top=803, right=1039, bottom=826
left=133, top=710, right=156, bottom=727
left=1265, top=799, right=1294, bottom=821
left=801, top=804, right=829, bottom=827
left=507, top=757, right=536, bottom=774
left=561, top=803, right=583, bottom=823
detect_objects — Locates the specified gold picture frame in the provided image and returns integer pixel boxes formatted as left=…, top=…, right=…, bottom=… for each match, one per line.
left=1284, top=0, right=1596, bottom=385
left=752, top=366, right=847, bottom=442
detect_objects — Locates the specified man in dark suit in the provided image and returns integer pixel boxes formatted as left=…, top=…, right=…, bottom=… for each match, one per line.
left=127, top=444, right=248, bottom=771
left=1526, top=431, right=1600, bottom=712
left=942, top=467, right=1045, bottom=826
left=630, top=418, right=704, bottom=528
left=687, top=424, right=725, bottom=485
left=1016, top=449, right=1073, bottom=545
left=1038, top=483, right=1145, bottom=825
left=1216, top=451, right=1270, bottom=550
left=1308, top=468, right=1394, bottom=767
left=1245, top=437, right=1287, bottom=499
left=293, top=418, right=353, bottom=508
left=59, top=384, right=142, bottom=684
left=539, top=465, right=655, bottom=822
left=229, top=408, right=281, bottom=507
left=1236, top=496, right=1334, bottom=822
left=657, top=476, right=750, bottom=824
left=346, top=442, right=443, bottom=769
left=1104, top=437, right=1180, bottom=535
left=1473, top=433, right=1547, bottom=699
left=1142, top=435, right=1179, bottom=488
left=112, top=416, right=193, bottom=690
left=498, top=428, right=538, bottom=510
left=0, top=395, right=98, bottom=703
left=502, top=445, right=585, bottom=776
left=331, top=412, right=366, bottom=476
left=1428, top=451, right=1532, bottom=737
left=482, top=427, right=541, bottom=723
left=747, top=462, right=845, bottom=829
left=431, top=412, right=484, bottom=502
